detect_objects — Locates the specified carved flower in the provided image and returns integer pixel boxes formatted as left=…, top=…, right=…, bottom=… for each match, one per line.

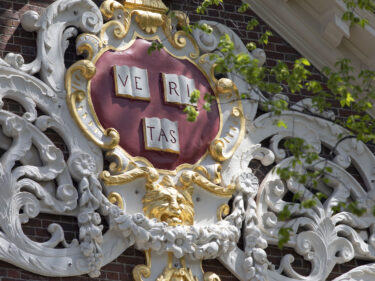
left=109, top=205, right=120, bottom=218
left=133, top=213, right=145, bottom=225
left=165, top=226, right=194, bottom=258
left=80, top=240, right=94, bottom=257
left=237, top=172, right=259, bottom=195
left=252, top=248, right=268, bottom=263
left=4, top=116, right=25, bottom=136
left=245, top=228, right=261, bottom=249
left=92, top=213, right=101, bottom=225
left=68, top=152, right=96, bottom=179
left=78, top=211, right=90, bottom=224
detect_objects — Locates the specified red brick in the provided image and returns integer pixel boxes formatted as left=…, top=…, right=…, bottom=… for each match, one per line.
left=7, top=269, right=20, bottom=278
left=106, top=272, right=120, bottom=280
left=101, top=263, right=124, bottom=273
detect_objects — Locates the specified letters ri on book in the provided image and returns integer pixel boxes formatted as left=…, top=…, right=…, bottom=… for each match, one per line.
left=143, top=117, right=180, bottom=153
left=163, top=73, right=196, bottom=106
left=113, top=65, right=197, bottom=154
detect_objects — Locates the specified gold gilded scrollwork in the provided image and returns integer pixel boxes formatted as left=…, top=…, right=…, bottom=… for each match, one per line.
left=105, top=151, right=126, bottom=173
left=122, top=0, right=168, bottom=13
left=108, top=192, right=124, bottom=209
left=101, top=20, right=128, bottom=40
left=216, top=78, right=236, bottom=95
left=209, top=106, right=244, bottom=162
left=103, top=128, right=120, bottom=148
left=232, top=106, right=242, bottom=117
left=76, top=34, right=102, bottom=61
left=193, top=166, right=210, bottom=180
left=203, top=272, right=221, bottom=281
left=193, top=164, right=222, bottom=185
left=66, top=61, right=120, bottom=150
left=173, top=10, right=190, bottom=28
left=157, top=253, right=198, bottom=281
left=101, top=166, right=159, bottom=185
left=71, top=90, right=86, bottom=103
left=68, top=60, right=96, bottom=80
left=137, top=251, right=221, bottom=281
left=179, top=171, right=235, bottom=198
left=134, top=10, right=164, bottom=34
left=209, top=139, right=226, bottom=162
left=216, top=204, right=230, bottom=221
left=68, top=94, right=120, bottom=150
left=213, top=165, right=222, bottom=185
left=101, top=0, right=168, bottom=36
left=133, top=250, right=151, bottom=281
left=77, top=43, right=95, bottom=60
left=162, top=12, right=199, bottom=59
left=100, top=0, right=124, bottom=19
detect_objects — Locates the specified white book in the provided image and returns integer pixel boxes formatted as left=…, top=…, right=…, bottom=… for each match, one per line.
left=143, top=117, right=180, bottom=154
left=162, top=73, right=196, bottom=106
left=114, top=65, right=150, bottom=100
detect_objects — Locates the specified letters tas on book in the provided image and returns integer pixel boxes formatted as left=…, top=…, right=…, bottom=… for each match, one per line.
left=143, top=117, right=179, bottom=154
left=113, top=65, right=197, bottom=154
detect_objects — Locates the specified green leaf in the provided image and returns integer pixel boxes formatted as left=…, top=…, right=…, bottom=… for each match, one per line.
left=278, top=205, right=291, bottom=221
left=259, top=30, right=272, bottom=45
left=316, top=192, right=328, bottom=200
left=246, top=18, right=259, bottom=30
left=278, top=227, right=292, bottom=249
left=238, top=3, right=249, bottom=13
left=204, top=93, right=214, bottom=102
left=203, top=102, right=211, bottom=112
left=241, top=93, right=250, bottom=99
left=301, top=199, right=317, bottom=209
left=183, top=106, right=199, bottom=122
left=347, top=201, right=367, bottom=217
left=276, top=120, right=287, bottom=128
left=148, top=41, right=163, bottom=54
left=292, top=192, right=302, bottom=202
left=325, top=166, right=333, bottom=173
left=246, top=42, right=257, bottom=51
left=298, top=58, right=311, bottom=66
left=190, top=89, right=201, bottom=104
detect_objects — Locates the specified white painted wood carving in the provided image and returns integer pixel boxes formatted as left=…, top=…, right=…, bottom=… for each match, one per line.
left=0, top=0, right=374, bottom=281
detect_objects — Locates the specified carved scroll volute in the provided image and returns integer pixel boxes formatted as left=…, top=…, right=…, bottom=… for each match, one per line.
left=6, top=0, right=103, bottom=93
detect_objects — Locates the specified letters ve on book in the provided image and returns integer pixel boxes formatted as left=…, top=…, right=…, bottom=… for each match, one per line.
left=113, top=65, right=151, bottom=100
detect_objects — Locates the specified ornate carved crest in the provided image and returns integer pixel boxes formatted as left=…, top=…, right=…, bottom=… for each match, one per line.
left=64, top=0, right=248, bottom=278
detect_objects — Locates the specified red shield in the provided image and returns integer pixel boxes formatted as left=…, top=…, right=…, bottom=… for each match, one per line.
left=90, top=39, right=220, bottom=170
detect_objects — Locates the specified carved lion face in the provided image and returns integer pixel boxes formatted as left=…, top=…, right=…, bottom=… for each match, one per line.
left=142, top=185, right=194, bottom=226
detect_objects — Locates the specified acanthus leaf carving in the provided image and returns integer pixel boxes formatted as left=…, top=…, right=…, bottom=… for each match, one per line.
left=5, top=0, right=103, bottom=93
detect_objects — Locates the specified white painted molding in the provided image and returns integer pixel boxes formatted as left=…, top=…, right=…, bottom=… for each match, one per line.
left=247, top=0, right=375, bottom=118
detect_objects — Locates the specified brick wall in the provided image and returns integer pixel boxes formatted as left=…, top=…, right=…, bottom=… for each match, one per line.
left=0, top=0, right=373, bottom=280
